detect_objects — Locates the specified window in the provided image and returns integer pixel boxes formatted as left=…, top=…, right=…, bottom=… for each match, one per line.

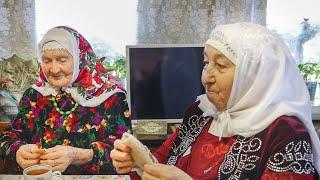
left=35, top=0, right=137, bottom=58
left=267, top=0, right=320, bottom=64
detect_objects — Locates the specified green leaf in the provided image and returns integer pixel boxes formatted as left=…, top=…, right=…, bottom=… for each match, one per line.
left=102, top=57, right=127, bottom=79
left=298, top=62, right=320, bottom=81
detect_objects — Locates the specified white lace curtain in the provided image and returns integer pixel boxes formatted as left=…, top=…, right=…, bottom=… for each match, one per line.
left=137, top=0, right=267, bottom=44
left=0, top=0, right=36, bottom=60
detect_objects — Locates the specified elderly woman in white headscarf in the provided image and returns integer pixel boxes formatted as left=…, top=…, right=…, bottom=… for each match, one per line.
left=110, top=22, right=320, bottom=179
left=0, top=26, right=131, bottom=174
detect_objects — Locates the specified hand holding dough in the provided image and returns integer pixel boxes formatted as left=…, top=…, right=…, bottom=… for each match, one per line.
left=34, top=149, right=46, bottom=155
left=120, top=132, right=154, bottom=169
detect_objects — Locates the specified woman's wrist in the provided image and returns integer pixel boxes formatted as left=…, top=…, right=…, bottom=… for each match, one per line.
left=71, top=148, right=94, bottom=165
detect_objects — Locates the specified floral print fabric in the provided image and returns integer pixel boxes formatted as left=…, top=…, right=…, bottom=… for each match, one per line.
left=35, top=26, right=125, bottom=107
left=0, top=88, right=131, bottom=174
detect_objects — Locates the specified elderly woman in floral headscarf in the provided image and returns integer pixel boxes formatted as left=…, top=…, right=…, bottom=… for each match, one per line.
left=0, top=26, right=131, bottom=174
left=110, top=22, right=320, bottom=179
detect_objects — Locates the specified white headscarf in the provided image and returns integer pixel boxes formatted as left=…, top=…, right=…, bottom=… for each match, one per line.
left=199, top=22, right=320, bottom=172
left=38, top=28, right=80, bottom=84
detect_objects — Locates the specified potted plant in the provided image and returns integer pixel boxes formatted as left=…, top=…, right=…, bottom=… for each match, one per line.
left=298, top=62, right=320, bottom=101
left=0, top=76, right=18, bottom=121
left=103, top=55, right=127, bottom=85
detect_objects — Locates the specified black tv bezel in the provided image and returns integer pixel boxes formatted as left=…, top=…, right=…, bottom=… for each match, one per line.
left=126, top=44, right=204, bottom=124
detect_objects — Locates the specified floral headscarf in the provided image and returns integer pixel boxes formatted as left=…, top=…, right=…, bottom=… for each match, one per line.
left=32, top=26, right=125, bottom=107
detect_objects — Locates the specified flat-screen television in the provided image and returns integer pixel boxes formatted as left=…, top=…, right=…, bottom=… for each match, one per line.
left=126, top=44, right=205, bottom=123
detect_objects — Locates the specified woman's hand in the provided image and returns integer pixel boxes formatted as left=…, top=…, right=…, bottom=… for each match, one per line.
left=142, top=164, right=193, bottom=180
left=110, top=139, right=135, bottom=174
left=16, top=144, right=41, bottom=169
left=39, top=145, right=77, bottom=172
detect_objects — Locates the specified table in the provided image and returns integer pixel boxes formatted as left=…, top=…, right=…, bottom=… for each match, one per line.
left=0, top=175, right=130, bottom=180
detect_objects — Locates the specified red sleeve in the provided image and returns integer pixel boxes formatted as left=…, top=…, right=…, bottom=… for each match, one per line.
left=152, top=128, right=179, bottom=164
left=261, top=169, right=314, bottom=180
left=261, top=116, right=316, bottom=178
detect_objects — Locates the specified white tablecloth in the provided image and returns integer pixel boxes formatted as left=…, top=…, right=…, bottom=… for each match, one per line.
left=0, top=175, right=130, bottom=180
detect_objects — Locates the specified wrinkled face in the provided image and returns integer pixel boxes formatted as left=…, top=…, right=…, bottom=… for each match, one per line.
left=202, top=45, right=236, bottom=111
left=41, top=50, right=74, bottom=88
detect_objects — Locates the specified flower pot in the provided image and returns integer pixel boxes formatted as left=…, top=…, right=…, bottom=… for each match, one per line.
left=306, top=81, right=317, bottom=101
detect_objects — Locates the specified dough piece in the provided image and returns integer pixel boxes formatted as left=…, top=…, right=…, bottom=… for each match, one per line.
left=34, top=149, right=46, bottom=155
left=121, top=132, right=154, bottom=169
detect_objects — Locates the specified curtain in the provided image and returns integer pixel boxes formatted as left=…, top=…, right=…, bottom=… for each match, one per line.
left=137, top=0, right=267, bottom=44
left=0, top=0, right=36, bottom=60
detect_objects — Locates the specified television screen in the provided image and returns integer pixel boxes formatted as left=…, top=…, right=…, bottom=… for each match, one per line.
left=126, top=44, right=205, bottom=122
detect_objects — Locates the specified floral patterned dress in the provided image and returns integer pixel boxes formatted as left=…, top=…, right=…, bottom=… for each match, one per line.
left=0, top=88, right=131, bottom=174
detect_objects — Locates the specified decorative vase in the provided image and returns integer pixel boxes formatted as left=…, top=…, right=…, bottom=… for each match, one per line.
left=306, top=81, right=317, bottom=102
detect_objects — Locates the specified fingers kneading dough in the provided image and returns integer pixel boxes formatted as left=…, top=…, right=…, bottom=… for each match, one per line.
left=34, top=149, right=46, bottom=155
left=121, top=132, right=154, bottom=169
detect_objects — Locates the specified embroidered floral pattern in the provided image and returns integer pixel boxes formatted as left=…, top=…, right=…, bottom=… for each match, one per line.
left=218, top=136, right=262, bottom=180
left=201, top=143, right=230, bottom=159
left=208, top=31, right=237, bottom=59
left=266, top=140, right=314, bottom=174
left=167, top=115, right=211, bottom=165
